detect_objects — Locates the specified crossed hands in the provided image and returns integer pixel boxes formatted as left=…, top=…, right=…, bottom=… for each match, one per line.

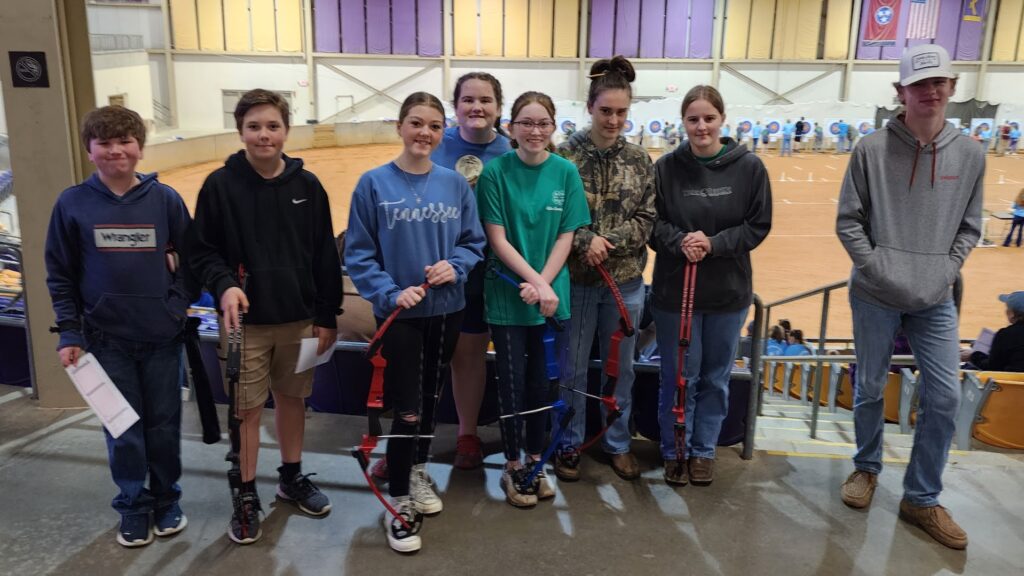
left=396, top=260, right=456, bottom=309
left=518, top=280, right=559, bottom=317
left=681, top=231, right=712, bottom=263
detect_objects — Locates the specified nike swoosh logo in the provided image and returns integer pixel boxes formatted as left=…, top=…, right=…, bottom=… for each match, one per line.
left=292, top=198, right=308, bottom=205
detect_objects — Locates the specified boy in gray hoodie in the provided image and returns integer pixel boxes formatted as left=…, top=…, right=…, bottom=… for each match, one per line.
left=835, top=45, right=983, bottom=550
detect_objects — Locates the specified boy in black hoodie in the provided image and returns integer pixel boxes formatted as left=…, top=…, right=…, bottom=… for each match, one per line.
left=190, top=89, right=342, bottom=545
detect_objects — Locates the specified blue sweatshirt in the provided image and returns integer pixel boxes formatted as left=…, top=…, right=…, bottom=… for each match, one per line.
left=45, top=172, right=194, bottom=348
left=345, top=162, right=486, bottom=319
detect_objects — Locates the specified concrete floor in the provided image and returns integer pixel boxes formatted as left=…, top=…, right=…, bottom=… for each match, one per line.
left=1, top=382, right=1022, bottom=576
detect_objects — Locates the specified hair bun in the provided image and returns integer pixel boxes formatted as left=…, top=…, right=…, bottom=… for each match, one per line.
left=609, top=55, right=636, bottom=82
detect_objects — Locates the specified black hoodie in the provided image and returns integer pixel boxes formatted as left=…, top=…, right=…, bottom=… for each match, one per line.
left=189, top=151, right=342, bottom=327
left=650, top=139, right=772, bottom=313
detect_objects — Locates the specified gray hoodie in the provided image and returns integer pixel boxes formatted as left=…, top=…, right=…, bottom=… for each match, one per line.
left=836, top=115, right=984, bottom=311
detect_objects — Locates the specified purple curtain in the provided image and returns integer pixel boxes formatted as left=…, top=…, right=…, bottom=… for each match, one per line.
left=931, top=0, right=963, bottom=57
left=640, top=0, right=666, bottom=58
left=688, top=0, right=713, bottom=58
left=418, top=0, right=442, bottom=56
left=954, top=0, right=985, bottom=60
left=663, top=0, right=689, bottom=58
left=614, top=0, right=642, bottom=57
left=366, top=1, right=392, bottom=54
left=392, top=0, right=417, bottom=54
left=590, top=0, right=616, bottom=57
left=341, top=0, right=366, bottom=53
left=314, top=0, right=341, bottom=52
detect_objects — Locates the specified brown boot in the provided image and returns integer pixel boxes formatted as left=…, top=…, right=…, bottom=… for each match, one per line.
left=554, top=448, right=580, bottom=482
left=663, top=459, right=688, bottom=486
left=840, top=470, right=878, bottom=509
left=688, top=457, right=714, bottom=486
left=610, top=452, right=639, bottom=480
left=899, top=499, right=968, bottom=550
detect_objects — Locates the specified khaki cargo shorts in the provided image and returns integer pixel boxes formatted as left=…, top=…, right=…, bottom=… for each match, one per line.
left=219, top=318, right=315, bottom=410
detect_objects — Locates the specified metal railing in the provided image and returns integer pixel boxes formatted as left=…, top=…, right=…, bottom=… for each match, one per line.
left=152, top=100, right=173, bottom=127
left=90, top=34, right=144, bottom=53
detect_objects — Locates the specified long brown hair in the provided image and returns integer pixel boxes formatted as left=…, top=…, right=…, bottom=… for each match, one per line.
left=509, top=91, right=556, bottom=151
left=1015, top=188, right=1024, bottom=207
left=398, top=92, right=445, bottom=124
left=680, top=85, right=725, bottom=118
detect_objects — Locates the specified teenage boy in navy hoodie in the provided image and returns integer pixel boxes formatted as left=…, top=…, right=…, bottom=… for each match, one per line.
left=45, top=106, right=195, bottom=547
left=836, top=45, right=983, bottom=550
left=189, top=89, right=342, bottom=545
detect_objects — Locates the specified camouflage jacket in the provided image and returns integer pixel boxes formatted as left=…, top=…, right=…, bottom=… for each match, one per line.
left=557, top=129, right=656, bottom=286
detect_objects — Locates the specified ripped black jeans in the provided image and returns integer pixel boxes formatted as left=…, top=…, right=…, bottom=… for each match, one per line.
left=378, top=311, right=463, bottom=498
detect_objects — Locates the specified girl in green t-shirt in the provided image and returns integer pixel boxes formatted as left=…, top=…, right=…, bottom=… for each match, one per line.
left=476, top=92, right=591, bottom=508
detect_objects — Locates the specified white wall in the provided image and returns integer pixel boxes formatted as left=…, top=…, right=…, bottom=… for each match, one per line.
left=86, top=4, right=164, bottom=49
left=317, top=58, right=445, bottom=122
left=173, top=56, right=311, bottom=130
left=92, top=51, right=154, bottom=122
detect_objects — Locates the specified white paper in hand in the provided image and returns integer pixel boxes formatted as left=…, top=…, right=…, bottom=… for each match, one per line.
left=970, top=328, right=995, bottom=355
left=65, top=353, right=140, bottom=439
left=295, top=337, right=334, bottom=373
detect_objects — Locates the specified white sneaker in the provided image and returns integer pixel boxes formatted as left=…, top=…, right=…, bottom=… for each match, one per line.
left=384, top=498, right=422, bottom=553
left=410, top=464, right=443, bottom=515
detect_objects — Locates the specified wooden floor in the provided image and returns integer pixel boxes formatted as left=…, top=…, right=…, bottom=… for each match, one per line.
left=161, top=146, right=1024, bottom=341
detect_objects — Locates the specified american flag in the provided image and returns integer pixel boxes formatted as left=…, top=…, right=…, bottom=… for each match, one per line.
left=906, top=0, right=941, bottom=40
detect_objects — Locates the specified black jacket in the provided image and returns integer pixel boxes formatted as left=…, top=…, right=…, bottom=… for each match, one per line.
left=970, top=320, right=1024, bottom=372
left=650, top=139, right=772, bottom=313
left=189, top=151, right=342, bottom=327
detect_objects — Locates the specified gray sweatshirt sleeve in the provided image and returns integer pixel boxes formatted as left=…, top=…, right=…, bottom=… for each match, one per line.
left=949, top=155, right=984, bottom=266
left=835, top=146, right=875, bottom=269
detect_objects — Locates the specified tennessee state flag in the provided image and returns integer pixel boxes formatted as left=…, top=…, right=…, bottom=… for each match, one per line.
left=862, top=0, right=902, bottom=47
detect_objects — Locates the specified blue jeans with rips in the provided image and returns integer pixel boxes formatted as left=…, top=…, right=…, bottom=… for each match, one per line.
left=87, top=332, right=184, bottom=516
left=558, top=278, right=644, bottom=454
left=653, top=306, right=746, bottom=460
left=849, top=294, right=961, bottom=507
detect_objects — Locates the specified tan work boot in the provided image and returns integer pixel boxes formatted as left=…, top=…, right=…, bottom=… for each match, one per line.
left=553, top=448, right=580, bottom=482
left=840, top=470, right=878, bottom=509
left=610, top=452, right=639, bottom=480
left=688, top=457, right=715, bottom=486
left=899, top=499, right=968, bottom=550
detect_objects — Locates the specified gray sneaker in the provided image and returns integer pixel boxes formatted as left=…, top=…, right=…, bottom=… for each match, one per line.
left=277, top=472, right=331, bottom=516
left=385, top=499, right=423, bottom=553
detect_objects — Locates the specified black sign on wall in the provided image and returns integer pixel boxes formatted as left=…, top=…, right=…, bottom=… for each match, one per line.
left=9, top=51, right=49, bottom=88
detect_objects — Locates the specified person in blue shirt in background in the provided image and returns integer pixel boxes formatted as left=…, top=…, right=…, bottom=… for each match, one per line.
left=1007, top=125, right=1020, bottom=155
left=836, top=120, right=849, bottom=152
left=781, top=120, right=795, bottom=156
left=751, top=121, right=762, bottom=153
left=783, top=329, right=814, bottom=356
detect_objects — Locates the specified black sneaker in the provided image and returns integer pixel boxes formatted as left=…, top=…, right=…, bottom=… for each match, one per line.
left=117, top=513, right=154, bottom=548
left=277, top=472, right=331, bottom=516
left=229, top=491, right=263, bottom=545
left=384, top=499, right=423, bottom=553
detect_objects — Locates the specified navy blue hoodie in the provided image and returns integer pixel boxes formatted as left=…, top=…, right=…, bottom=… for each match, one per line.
left=45, top=172, right=194, bottom=348
left=189, top=151, right=342, bottom=328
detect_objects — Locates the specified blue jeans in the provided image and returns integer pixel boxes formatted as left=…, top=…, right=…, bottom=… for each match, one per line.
left=558, top=278, right=644, bottom=454
left=781, top=137, right=792, bottom=156
left=87, top=332, right=184, bottom=516
left=653, top=306, right=746, bottom=460
left=849, top=294, right=960, bottom=507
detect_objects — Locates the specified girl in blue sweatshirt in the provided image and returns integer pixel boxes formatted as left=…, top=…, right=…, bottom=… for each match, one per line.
left=345, top=92, right=485, bottom=553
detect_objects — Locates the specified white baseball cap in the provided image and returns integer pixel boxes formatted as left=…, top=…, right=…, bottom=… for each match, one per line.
left=899, top=44, right=956, bottom=86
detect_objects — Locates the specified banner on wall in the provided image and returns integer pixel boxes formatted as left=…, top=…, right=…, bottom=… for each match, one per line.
left=906, top=0, right=940, bottom=40
left=862, top=0, right=902, bottom=47
left=962, top=0, right=985, bottom=22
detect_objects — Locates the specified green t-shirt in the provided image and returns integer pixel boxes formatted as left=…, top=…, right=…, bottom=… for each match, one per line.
left=476, top=151, right=591, bottom=326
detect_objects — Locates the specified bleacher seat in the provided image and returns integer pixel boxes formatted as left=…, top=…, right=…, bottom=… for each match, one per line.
left=972, top=371, right=1024, bottom=449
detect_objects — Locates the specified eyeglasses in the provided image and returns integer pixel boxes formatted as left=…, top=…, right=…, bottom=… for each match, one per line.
left=512, top=120, right=555, bottom=131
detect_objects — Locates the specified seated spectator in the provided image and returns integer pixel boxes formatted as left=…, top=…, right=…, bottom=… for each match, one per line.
left=335, top=231, right=376, bottom=343
left=783, top=329, right=814, bottom=356
left=766, top=325, right=786, bottom=356
left=961, top=291, right=1024, bottom=372
left=779, top=318, right=792, bottom=340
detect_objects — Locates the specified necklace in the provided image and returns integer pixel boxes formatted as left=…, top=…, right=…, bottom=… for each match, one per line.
left=395, top=161, right=432, bottom=204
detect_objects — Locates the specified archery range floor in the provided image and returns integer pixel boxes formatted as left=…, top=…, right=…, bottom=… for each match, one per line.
left=1, top=383, right=1023, bottom=575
